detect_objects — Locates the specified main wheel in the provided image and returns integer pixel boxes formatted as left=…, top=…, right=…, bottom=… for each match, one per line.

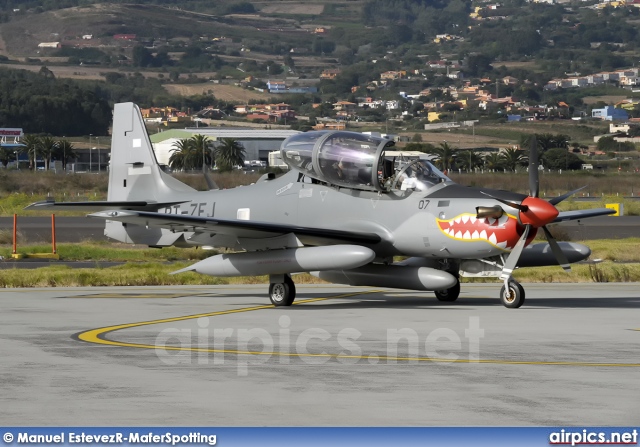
left=500, top=281, right=525, bottom=308
left=269, top=276, right=296, bottom=306
left=435, top=278, right=460, bottom=302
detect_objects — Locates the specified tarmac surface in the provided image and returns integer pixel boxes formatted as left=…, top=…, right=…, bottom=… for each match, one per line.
left=1, top=283, right=639, bottom=425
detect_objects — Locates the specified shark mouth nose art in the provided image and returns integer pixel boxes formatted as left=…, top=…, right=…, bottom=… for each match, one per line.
left=436, top=213, right=524, bottom=250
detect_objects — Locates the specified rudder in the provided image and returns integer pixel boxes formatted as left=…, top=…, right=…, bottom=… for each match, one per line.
left=108, top=102, right=194, bottom=202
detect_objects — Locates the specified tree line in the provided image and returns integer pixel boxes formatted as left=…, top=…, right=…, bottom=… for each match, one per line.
left=407, top=132, right=584, bottom=172
left=0, top=135, right=76, bottom=170
left=0, top=68, right=111, bottom=136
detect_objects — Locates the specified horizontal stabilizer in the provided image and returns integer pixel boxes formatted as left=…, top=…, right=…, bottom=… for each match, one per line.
left=25, top=200, right=187, bottom=212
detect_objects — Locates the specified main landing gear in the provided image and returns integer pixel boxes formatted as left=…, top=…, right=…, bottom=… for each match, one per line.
left=435, top=276, right=461, bottom=302
left=269, top=274, right=296, bottom=306
left=500, top=279, right=525, bottom=308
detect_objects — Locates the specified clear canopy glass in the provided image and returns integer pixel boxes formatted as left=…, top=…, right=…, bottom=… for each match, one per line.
left=280, top=131, right=448, bottom=192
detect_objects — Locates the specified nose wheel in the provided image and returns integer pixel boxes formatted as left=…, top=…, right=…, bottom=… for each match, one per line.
left=269, top=274, right=296, bottom=306
left=500, top=280, right=525, bottom=308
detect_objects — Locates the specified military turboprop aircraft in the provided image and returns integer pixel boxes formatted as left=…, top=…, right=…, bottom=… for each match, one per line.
left=28, top=103, right=614, bottom=308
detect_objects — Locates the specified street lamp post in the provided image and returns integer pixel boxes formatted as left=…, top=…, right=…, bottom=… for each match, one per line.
left=97, top=137, right=100, bottom=172
left=89, top=134, right=92, bottom=173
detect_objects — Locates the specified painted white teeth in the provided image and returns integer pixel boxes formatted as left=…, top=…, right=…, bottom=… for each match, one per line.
left=472, top=230, right=479, bottom=239
left=455, top=231, right=463, bottom=239
left=470, top=216, right=477, bottom=224
left=480, top=230, right=487, bottom=240
left=446, top=229, right=453, bottom=236
left=462, top=215, right=469, bottom=224
left=497, top=241, right=507, bottom=249
left=463, top=231, right=471, bottom=240
left=489, top=233, right=497, bottom=244
left=454, top=217, right=461, bottom=224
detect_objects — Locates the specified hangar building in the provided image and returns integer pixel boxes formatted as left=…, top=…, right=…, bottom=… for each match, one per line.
left=149, top=128, right=301, bottom=166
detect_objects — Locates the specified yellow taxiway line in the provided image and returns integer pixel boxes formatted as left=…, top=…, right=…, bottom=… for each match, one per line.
left=75, top=290, right=640, bottom=367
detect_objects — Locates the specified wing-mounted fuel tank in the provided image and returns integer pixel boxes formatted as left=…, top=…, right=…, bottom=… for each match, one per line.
left=171, top=245, right=376, bottom=277
left=280, top=131, right=395, bottom=192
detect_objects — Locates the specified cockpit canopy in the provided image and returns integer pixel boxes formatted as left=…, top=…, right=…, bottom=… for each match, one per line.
left=280, top=130, right=450, bottom=192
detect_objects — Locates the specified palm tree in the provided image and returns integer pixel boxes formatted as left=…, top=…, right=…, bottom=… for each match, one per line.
left=500, top=148, right=528, bottom=172
left=459, top=149, right=483, bottom=172
left=534, top=133, right=555, bottom=152
left=0, top=147, right=14, bottom=168
left=189, top=134, right=213, bottom=172
left=55, top=139, right=76, bottom=171
left=427, top=142, right=456, bottom=173
left=551, top=134, right=570, bottom=149
left=215, top=138, right=246, bottom=172
left=21, top=134, right=40, bottom=171
left=38, top=136, right=57, bottom=171
left=484, top=152, right=503, bottom=171
left=169, top=138, right=196, bottom=171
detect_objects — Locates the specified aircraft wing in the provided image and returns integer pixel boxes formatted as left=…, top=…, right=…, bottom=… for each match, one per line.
left=89, top=210, right=383, bottom=245
left=25, top=200, right=188, bottom=212
left=553, top=208, right=616, bottom=223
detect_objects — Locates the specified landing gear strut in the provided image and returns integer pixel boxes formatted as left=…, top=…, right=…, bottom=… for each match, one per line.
left=500, top=280, right=525, bottom=308
left=435, top=276, right=460, bottom=302
left=269, top=274, right=296, bottom=306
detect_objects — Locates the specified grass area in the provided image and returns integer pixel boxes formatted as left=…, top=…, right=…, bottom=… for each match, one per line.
left=0, top=242, right=215, bottom=261
left=0, top=239, right=639, bottom=287
left=0, top=261, right=636, bottom=288
left=2, top=238, right=638, bottom=262
left=467, top=120, right=609, bottom=146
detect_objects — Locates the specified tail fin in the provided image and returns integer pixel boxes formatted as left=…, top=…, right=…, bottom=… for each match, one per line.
left=108, top=102, right=195, bottom=202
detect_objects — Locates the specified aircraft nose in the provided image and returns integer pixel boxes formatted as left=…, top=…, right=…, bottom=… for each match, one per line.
left=519, top=197, right=559, bottom=227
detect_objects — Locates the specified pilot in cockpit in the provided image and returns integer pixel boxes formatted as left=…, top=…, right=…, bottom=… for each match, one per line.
left=398, top=160, right=441, bottom=191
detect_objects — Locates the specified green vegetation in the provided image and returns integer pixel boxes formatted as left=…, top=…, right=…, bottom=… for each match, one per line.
left=0, top=242, right=214, bottom=262
left=0, top=241, right=639, bottom=287
left=0, top=68, right=111, bottom=135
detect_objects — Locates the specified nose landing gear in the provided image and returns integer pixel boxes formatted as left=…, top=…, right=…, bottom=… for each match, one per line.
left=500, top=280, right=525, bottom=308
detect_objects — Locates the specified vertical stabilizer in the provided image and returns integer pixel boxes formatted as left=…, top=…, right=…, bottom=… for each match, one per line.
left=108, top=102, right=195, bottom=202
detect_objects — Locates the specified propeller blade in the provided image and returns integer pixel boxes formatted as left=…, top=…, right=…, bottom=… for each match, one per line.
left=500, top=224, right=531, bottom=280
left=548, top=186, right=587, bottom=206
left=541, top=226, right=571, bottom=272
left=480, top=191, right=527, bottom=212
left=529, top=135, right=539, bottom=198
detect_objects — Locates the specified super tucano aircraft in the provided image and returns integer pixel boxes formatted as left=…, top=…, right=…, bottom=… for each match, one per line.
left=28, top=102, right=614, bottom=308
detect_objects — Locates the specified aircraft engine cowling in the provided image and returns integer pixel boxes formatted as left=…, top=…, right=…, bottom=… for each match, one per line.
left=171, top=245, right=376, bottom=277
left=310, top=265, right=458, bottom=291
